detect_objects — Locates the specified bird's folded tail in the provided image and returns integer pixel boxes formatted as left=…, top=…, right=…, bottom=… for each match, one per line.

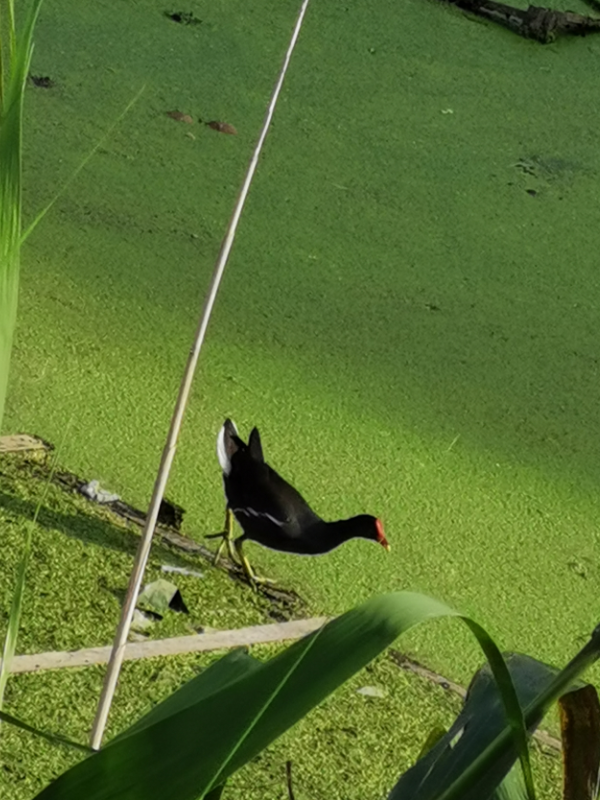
left=248, top=427, right=264, bottom=462
left=217, top=418, right=239, bottom=475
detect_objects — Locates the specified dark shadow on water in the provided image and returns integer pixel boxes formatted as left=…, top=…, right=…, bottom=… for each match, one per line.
left=0, top=489, right=198, bottom=568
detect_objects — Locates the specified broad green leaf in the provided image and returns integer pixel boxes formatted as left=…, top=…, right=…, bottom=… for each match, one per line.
left=391, top=630, right=600, bottom=800
left=203, top=785, right=226, bottom=800
left=110, top=649, right=261, bottom=744
left=493, top=766, right=527, bottom=800
left=388, top=653, right=555, bottom=800
left=32, top=592, right=530, bottom=800
left=417, top=726, right=448, bottom=760
left=439, top=632, right=599, bottom=800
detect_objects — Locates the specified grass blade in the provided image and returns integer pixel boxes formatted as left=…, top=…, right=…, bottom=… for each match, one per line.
left=20, top=85, right=145, bottom=244
left=0, top=438, right=64, bottom=711
left=0, top=709, right=92, bottom=754
left=0, top=0, right=43, bottom=429
left=0, top=0, right=45, bottom=717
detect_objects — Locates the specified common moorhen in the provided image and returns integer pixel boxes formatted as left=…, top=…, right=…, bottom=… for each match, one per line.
left=206, top=419, right=390, bottom=586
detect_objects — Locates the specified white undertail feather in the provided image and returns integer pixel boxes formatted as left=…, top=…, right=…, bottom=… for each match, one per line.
left=216, top=419, right=238, bottom=475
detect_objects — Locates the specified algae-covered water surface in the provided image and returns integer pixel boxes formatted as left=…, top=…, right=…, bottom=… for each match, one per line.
left=1, top=0, right=599, bottom=790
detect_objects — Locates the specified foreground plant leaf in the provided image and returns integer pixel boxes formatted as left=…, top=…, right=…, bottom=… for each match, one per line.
left=110, top=649, right=262, bottom=743
left=389, top=630, right=600, bottom=800
left=0, top=0, right=53, bottom=713
left=0, top=0, right=43, bottom=430
left=31, top=592, right=530, bottom=800
left=203, top=785, right=226, bottom=800
left=389, top=653, right=557, bottom=800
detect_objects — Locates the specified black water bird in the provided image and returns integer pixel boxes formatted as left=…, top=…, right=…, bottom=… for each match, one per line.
left=206, top=419, right=390, bottom=587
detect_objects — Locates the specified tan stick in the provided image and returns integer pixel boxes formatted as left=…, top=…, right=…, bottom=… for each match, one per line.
left=89, top=0, right=312, bottom=751
left=6, top=618, right=327, bottom=675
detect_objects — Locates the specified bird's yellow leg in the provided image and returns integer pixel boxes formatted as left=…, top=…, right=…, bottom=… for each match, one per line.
left=234, top=539, right=275, bottom=589
left=205, top=507, right=238, bottom=565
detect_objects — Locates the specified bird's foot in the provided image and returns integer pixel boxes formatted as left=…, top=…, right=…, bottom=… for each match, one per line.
left=247, top=573, right=277, bottom=590
left=206, top=508, right=238, bottom=566
left=233, top=541, right=277, bottom=590
left=205, top=530, right=238, bottom=566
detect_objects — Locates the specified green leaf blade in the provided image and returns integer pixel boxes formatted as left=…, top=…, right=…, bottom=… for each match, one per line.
left=32, top=592, right=521, bottom=800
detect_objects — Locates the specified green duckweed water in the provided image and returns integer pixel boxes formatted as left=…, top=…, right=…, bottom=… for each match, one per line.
left=0, top=453, right=562, bottom=799
left=0, top=0, right=598, bottom=793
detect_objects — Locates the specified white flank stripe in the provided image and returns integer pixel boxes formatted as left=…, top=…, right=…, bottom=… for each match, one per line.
left=232, top=507, right=286, bottom=527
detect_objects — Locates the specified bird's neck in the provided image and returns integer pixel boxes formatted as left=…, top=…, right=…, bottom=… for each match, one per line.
left=303, top=517, right=366, bottom=554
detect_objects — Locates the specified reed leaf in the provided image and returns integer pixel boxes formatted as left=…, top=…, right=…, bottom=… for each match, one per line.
left=0, top=438, right=63, bottom=712
left=0, top=592, right=594, bottom=799
left=388, top=653, right=578, bottom=800
left=31, top=592, right=532, bottom=800
left=0, top=0, right=42, bottom=431
left=0, top=709, right=92, bottom=754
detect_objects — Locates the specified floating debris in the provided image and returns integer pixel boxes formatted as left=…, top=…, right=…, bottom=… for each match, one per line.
left=80, top=479, right=120, bottom=504
left=356, top=685, right=387, bottom=699
left=129, top=630, right=149, bottom=642
left=29, top=74, right=55, bottom=89
left=0, top=434, right=51, bottom=453
left=204, top=120, right=237, bottom=135
left=166, top=110, right=195, bottom=124
left=161, top=564, right=204, bottom=579
left=164, top=10, right=201, bottom=25
left=138, top=578, right=190, bottom=615
left=130, top=609, right=155, bottom=633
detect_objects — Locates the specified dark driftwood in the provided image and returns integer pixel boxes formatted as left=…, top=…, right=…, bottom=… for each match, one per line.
left=448, top=0, right=600, bottom=43
left=559, top=684, right=600, bottom=800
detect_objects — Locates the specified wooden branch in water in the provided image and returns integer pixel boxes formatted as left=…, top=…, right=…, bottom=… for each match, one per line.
left=3, top=618, right=327, bottom=675
left=446, top=0, right=600, bottom=43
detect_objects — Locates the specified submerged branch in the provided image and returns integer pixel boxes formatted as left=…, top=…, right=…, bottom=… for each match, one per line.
left=446, top=0, right=600, bottom=43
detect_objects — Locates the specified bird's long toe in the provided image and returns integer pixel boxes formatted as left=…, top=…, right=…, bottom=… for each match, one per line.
left=250, top=573, right=277, bottom=587
left=213, top=536, right=226, bottom=566
left=205, top=507, right=238, bottom=566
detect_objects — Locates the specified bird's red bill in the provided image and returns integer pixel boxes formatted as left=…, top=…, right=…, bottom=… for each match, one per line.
left=375, top=518, right=390, bottom=551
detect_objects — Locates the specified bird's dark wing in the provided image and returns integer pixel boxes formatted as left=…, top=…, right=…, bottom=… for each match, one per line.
left=226, top=451, right=319, bottom=530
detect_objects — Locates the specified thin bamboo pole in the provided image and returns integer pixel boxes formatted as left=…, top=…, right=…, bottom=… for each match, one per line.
left=89, top=0, right=312, bottom=750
